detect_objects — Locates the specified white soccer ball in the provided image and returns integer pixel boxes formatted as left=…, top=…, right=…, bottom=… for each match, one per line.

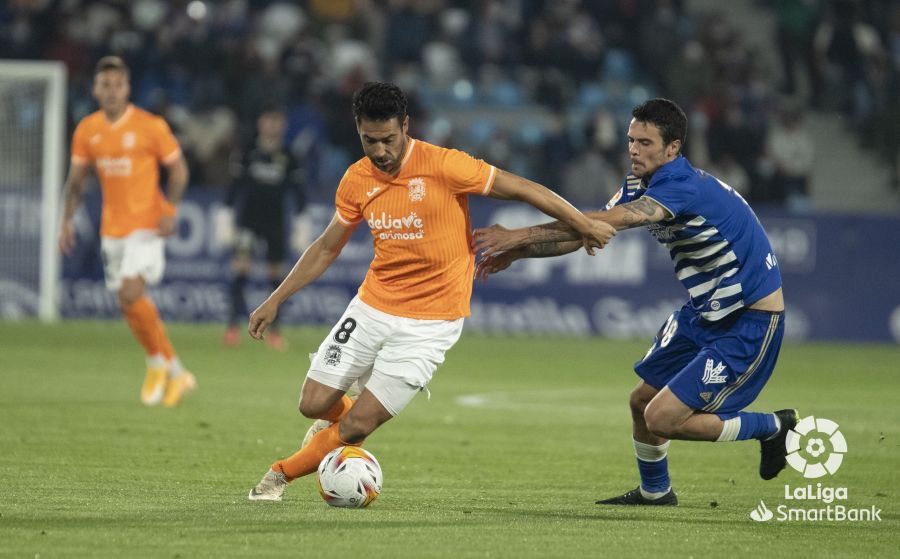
left=316, top=446, right=383, bottom=508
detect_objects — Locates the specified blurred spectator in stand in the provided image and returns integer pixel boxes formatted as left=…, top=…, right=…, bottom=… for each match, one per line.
left=706, top=95, right=768, bottom=199
left=813, top=0, right=886, bottom=130
left=561, top=111, right=621, bottom=206
left=707, top=154, right=751, bottom=199
left=872, top=4, right=900, bottom=190
left=176, top=105, right=238, bottom=187
left=525, top=1, right=605, bottom=84
left=764, top=104, right=815, bottom=211
left=664, top=40, right=714, bottom=110
left=774, top=0, right=823, bottom=107
left=383, top=0, right=438, bottom=75
left=3, top=0, right=897, bottom=210
left=638, top=0, right=691, bottom=88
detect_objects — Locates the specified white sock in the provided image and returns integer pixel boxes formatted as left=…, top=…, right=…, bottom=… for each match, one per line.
left=168, top=356, right=184, bottom=379
left=633, top=438, right=670, bottom=462
left=146, top=353, right=166, bottom=370
left=717, top=417, right=742, bottom=442
left=640, top=486, right=672, bottom=500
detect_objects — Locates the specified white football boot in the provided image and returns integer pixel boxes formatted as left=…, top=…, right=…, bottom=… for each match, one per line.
left=301, top=419, right=333, bottom=448
left=248, top=469, right=288, bottom=501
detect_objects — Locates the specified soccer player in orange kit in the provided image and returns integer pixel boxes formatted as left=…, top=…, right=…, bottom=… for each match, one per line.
left=248, top=82, right=615, bottom=500
left=58, top=56, right=196, bottom=407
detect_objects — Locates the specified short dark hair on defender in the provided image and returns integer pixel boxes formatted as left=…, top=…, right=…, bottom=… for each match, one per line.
left=94, top=55, right=129, bottom=76
left=632, top=98, right=687, bottom=151
left=352, top=82, right=408, bottom=123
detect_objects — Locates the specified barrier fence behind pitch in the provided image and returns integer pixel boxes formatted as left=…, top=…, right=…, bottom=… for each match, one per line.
left=2, top=187, right=897, bottom=343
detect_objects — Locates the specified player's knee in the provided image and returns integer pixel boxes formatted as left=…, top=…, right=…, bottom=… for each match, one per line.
left=117, top=283, right=143, bottom=308
left=298, top=397, right=327, bottom=419
left=629, top=387, right=652, bottom=417
left=643, top=405, right=676, bottom=439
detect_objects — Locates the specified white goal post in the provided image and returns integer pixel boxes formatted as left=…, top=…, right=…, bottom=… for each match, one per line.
left=0, top=60, right=67, bottom=321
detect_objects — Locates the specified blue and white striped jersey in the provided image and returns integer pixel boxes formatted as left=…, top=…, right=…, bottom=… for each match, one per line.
left=606, top=156, right=782, bottom=321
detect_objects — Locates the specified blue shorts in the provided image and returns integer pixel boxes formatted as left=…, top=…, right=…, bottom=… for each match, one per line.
left=634, top=303, right=784, bottom=416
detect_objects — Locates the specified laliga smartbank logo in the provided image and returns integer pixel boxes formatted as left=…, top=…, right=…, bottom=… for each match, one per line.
left=749, top=415, right=882, bottom=523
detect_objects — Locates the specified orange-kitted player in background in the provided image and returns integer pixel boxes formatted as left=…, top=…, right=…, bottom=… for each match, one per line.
left=59, top=56, right=195, bottom=407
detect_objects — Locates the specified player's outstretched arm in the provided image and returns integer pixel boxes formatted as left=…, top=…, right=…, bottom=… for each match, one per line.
left=58, top=162, right=92, bottom=255
left=474, top=198, right=670, bottom=256
left=487, top=169, right=615, bottom=255
left=248, top=213, right=356, bottom=340
left=475, top=239, right=584, bottom=280
left=593, top=197, right=671, bottom=230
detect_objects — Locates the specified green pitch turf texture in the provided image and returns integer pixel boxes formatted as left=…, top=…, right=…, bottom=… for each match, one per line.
left=1, top=321, right=897, bottom=558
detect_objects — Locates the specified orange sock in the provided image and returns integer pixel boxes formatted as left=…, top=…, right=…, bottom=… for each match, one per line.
left=272, top=423, right=360, bottom=480
left=122, top=296, right=162, bottom=356
left=321, top=395, right=354, bottom=422
left=155, top=317, right=176, bottom=360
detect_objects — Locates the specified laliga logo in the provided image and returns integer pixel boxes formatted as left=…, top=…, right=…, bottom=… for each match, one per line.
left=786, top=416, right=847, bottom=479
left=748, top=417, right=881, bottom=523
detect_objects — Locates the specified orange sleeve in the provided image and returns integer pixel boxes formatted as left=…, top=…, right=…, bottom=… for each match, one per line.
left=150, top=116, right=182, bottom=165
left=334, top=169, right=363, bottom=225
left=70, top=120, right=92, bottom=165
left=442, top=149, right=497, bottom=196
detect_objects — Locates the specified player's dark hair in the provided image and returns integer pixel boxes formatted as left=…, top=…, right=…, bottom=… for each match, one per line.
left=352, top=82, right=408, bottom=123
left=94, top=55, right=129, bottom=76
left=632, top=98, right=687, bottom=151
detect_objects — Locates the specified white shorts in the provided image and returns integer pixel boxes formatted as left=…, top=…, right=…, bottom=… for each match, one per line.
left=307, top=296, right=464, bottom=416
left=100, top=230, right=166, bottom=291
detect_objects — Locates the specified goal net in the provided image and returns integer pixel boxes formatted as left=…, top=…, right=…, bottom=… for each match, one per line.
left=0, top=61, right=66, bottom=321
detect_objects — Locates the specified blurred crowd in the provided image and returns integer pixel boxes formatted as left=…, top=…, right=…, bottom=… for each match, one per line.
left=2, top=0, right=899, bottom=208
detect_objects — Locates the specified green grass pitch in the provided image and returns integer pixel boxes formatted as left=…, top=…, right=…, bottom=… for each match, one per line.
left=1, top=320, right=898, bottom=558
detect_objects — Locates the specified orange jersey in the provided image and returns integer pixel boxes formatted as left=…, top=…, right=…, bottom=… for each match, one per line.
left=335, top=139, right=497, bottom=320
left=71, top=104, right=182, bottom=238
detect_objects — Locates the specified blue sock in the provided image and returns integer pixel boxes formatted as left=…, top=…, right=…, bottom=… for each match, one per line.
left=637, top=457, right=671, bottom=494
left=732, top=412, right=777, bottom=440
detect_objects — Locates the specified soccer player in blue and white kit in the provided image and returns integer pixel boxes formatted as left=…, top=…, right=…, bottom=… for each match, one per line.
left=474, top=98, right=798, bottom=506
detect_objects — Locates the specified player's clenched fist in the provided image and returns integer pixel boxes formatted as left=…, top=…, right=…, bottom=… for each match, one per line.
left=578, top=219, right=617, bottom=255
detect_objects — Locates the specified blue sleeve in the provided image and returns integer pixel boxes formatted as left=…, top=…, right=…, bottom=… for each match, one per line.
left=643, top=175, right=698, bottom=217
left=605, top=174, right=640, bottom=210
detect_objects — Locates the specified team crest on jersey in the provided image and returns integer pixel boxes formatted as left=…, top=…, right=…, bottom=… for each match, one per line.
left=324, top=344, right=343, bottom=366
left=407, top=177, right=426, bottom=202
left=699, top=391, right=713, bottom=403
left=122, top=132, right=136, bottom=150
left=710, top=300, right=721, bottom=311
